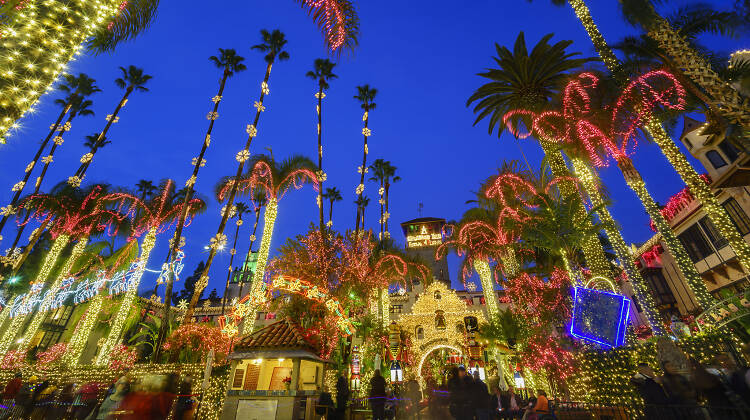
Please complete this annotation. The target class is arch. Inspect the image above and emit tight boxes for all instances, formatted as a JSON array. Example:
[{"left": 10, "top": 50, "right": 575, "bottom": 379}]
[
  {"left": 220, "top": 275, "right": 354, "bottom": 337},
  {"left": 584, "top": 276, "right": 617, "bottom": 293},
  {"left": 416, "top": 344, "right": 464, "bottom": 387}
]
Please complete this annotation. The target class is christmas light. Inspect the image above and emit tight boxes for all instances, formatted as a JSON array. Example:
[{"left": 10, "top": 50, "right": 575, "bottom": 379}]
[
  {"left": 0, "top": 0, "right": 123, "bottom": 142},
  {"left": 244, "top": 197, "right": 278, "bottom": 330}
]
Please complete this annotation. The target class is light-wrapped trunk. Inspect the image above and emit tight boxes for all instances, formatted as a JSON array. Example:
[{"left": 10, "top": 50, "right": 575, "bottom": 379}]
[{"left": 94, "top": 229, "right": 158, "bottom": 366}]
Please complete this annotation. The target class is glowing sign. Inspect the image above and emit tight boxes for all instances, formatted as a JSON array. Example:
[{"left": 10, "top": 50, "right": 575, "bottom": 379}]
[
  {"left": 406, "top": 225, "right": 443, "bottom": 248},
  {"left": 569, "top": 286, "right": 630, "bottom": 348}
]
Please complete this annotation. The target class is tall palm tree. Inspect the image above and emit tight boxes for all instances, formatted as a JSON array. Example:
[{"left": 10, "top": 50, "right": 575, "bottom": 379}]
[
  {"left": 306, "top": 58, "right": 338, "bottom": 235},
  {"left": 532, "top": 0, "right": 750, "bottom": 286},
  {"left": 466, "top": 32, "right": 612, "bottom": 278},
  {"left": 369, "top": 159, "right": 388, "bottom": 239},
  {"left": 72, "top": 65, "right": 152, "bottom": 182},
  {"left": 135, "top": 180, "right": 158, "bottom": 202},
  {"left": 87, "top": 0, "right": 161, "bottom": 54},
  {"left": 0, "top": 184, "right": 127, "bottom": 355},
  {"left": 0, "top": 74, "right": 99, "bottom": 242},
  {"left": 354, "top": 195, "right": 370, "bottom": 231},
  {"left": 322, "top": 187, "right": 342, "bottom": 224},
  {"left": 90, "top": 180, "right": 205, "bottom": 366},
  {"left": 353, "top": 85, "right": 377, "bottom": 239},
  {"left": 197, "top": 154, "right": 318, "bottom": 326},
  {"left": 382, "top": 161, "right": 400, "bottom": 235},
  {"left": 162, "top": 31, "right": 290, "bottom": 344},
  {"left": 237, "top": 190, "right": 268, "bottom": 301},
  {"left": 618, "top": 0, "right": 748, "bottom": 130},
  {"left": 220, "top": 201, "right": 250, "bottom": 316},
  {"left": 155, "top": 49, "right": 246, "bottom": 339}
]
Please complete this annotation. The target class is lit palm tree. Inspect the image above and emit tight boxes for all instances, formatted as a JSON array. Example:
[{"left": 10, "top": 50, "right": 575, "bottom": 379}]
[
  {"left": 220, "top": 201, "right": 250, "bottom": 316},
  {"left": 306, "top": 58, "right": 338, "bottom": 235},
  {"left": 354, "top": 195, "right": 371, "bottom": 231},
  {"left": 135, "top": 180, "right": 158, "bottom": 202},
  {"left": 207, "top": 154, "right": 318, "bottom": 326},
  {"left": 0, "top": 184, "right": 127, "bottom": 355},
  {"left": 156, "top": 48, "right": 247, "bottom": 344},
  {"left": 165, "top": 30, "right": 291, "bottom": 338},
  {"left": 89, "top": 179, "right": 205, "bottom": 366},
  {"left": 618, "top": 0, "right": 748, "bottom": 130},
  {"left": 369, "top": 159, "right": 388, "bottom": 240},
  {"left": 530, "top": 0, "right": 750, "bottom": 283},
  {"left": 353, "top": 85, "right": 377, "bottom": 239},
  {"left": 72, "top": 65, "right": 152, "bottom": 182},
  {"left": 0, "top": 74, "right": 99, "bottom": 243},
  {"left": 237, "top": 190, "right": 268, "bottom": 301},
  {"left": 87, "top": 0, "right": 161, "bottom": 53},
  {"left": 382, "top": 161, "right": 400, "bottom": 235},
  {"left": 466, "top": 32, "right": 612, "bottom": 278},
  {"left": 322, "top": 187, "right": 342, "bottom": 224}
]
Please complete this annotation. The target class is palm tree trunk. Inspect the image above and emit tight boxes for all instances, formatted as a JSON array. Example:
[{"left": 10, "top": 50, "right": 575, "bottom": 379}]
[
  {"left": 567, "top": 0, "right": 750, "bottom": 277},
  {"left": 0, "top": 234, "right": 70, "bottom": 355},
  {"left": 63, "top": 291, "right": 105, "bottom": 366},
  {"left": 474, "top": 259, "right": 499, "bottom": 316},
  {"left": 18, "top": 236, "right": 87, "bottom": 353},
  {"left": 156, "top": 69, "right": 234, "bottom": 359},
  {"left": 9, "top": 223, "right": 48, "bottom": 275},
  {"left": 354, "top": 109, "right": 370, "bottom": 238},
  {"left": 646, "top": 19, "right": 749, "bottom": 129},
  {"left": 617, "top": 157, "right": 714, "bottom": 310},
  {"left": 94, "top": 229, "right": 158, "bottom": 366},
  {"left": 181, "top": 62, "right": 274, "bottom": 325},
  {"left": 379, "top": 180, "right": 384, "bottom": 239},
  {"left": 232, "top": 198, "right": 278, "bottom": 333},
  {"left": 0, "top": 103, "right": 72, "bottom": 240},
  {"left": 384, "top": 181, "right": 390, "bottom": 235},
  {"left": 571, "top": 158, "right": 664, "bottom": 334},
  {"left": 542, "top": 144, "right": 611, "bottom": 278},
  {"left": 6, "top": 112, "right": 77, "bottom": 257},
  {"left": 316, "top": 84, "right": 326, "bottom": 235},
  {"left": 74, "top": 88, "right": 133, "bottom": 179},
  {"left": 328, "top": 199, "right": 334, "bottom": 223},
  {"left": 221, "top": 215, "right": 243, "bottom": 316}
]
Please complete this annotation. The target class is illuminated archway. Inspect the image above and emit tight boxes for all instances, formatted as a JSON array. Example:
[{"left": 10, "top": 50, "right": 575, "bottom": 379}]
[
  {"left": 585, "top": 275, "right": 617, "bottom": 293},
  {"left": 416, "top": 343, "right": 464, "bottom": 388},
  {"left": 219, "top": 275, "right": 354, "bottom": 337}
]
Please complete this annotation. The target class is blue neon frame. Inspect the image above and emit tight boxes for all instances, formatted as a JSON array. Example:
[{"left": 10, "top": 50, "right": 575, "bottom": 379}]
[{"left": 569, "top": 286, "right": 630, "bottom": 348}]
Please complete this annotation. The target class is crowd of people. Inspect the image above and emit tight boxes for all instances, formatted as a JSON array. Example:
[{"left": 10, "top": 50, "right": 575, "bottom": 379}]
[
  {"left": 630, "top": 353, "right": 750, "bottom": 418},
  {"left": 0, "top": 371, "right": 198, "bottom": 419}
]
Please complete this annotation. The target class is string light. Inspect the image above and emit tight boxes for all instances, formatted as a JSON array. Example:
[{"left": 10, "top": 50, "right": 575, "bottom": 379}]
[
  {"left": 0, "top": 0, "right": 123, "bottom": 142},
  {"left": 244, "top": 198, "right": 278, "bottom": 330}
]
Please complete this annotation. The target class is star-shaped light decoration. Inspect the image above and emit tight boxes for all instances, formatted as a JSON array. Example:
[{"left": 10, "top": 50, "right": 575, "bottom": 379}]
[
  {"left": 246, "top": 124, "right": 257, "bottom": 137},
  {"left": 355, "top": 184, "right": 364, "bottom": 195},
  {"left": 249, "top": 234, "right": 256, "bottom": 242},
  {"left": 316, "top": 170, "right": 327, "bottom": 182},
  {"left": 177, "top": 299, "right": 188, "bottom": 310},
  {"left": 11, "top": 181, "right": 25, "bottom": 192},
  {"left": 61, "top": 122, "right": 72, "bottom": 131},
  {"left": 326, "top": 220, "right": 333, "bottom": 227},
  {"left": 202, "top": 300, "right": 211, "bottom": 310},
  {"left": 362, "top": 127, "right": 371, "bottom": 137},
  {"left": 261, "top": 82, "right": 270, "bottom": 95},
  {"left": 53, "top": 136, "right": 64, "bottom": 145},
  {"left": 236, "top": 149, "right": 250, "bottom": 163},
  {"left": 211, "top": 95, "right": 222, "bottom": 103},
  {"left": 24, "top": 161, "right": 34, "bottom": 173},
  {"left": 79, "top": 153, "right": 93, "bottom": 164},
  {"left": 185, "top": 175, "right": 196, "bottom": 187},
  {"left": 41, "top": 155, "right": 53, "bottom": 164},
  {"left": 315, "top": 92, "right": 326, "bottom": 99},
  {"left": 236, "top": 219, "right": 243, "bottom": 227},
  {"left": 206, "top": 112, "right": 219, "bottom": 120},
  {"left": 253, "top": 101, "right": 265, "bottom": 112},
  {"left": 105, "top": 114, "right": 119, "bottom": 123},
  {"left": 191, "top": 157, "right": 206, "bottom": 167},
  {"left": 67, "top": 176, "right": 82, "bottom": 188},
  {"left": 466, "top": 282, "right": 477, "bottom": 292},
  {"left": 209, "top": 233, "right": 228, "bottom": 250}
]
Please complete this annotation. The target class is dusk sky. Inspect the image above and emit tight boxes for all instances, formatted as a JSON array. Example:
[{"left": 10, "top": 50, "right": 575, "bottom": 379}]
[{"left": 0, "top": 0, "right": 745, "bottom": 296}]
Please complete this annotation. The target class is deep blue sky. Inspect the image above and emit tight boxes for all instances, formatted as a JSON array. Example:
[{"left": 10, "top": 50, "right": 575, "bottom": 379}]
[{"left": 0, "top": 0, "right": 745, "bottom": 296}]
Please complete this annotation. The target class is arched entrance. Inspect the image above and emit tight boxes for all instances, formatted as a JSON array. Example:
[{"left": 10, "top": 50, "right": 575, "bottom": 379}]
[{"left": 416, "top": 343, "right": 463, "bottom": 386}]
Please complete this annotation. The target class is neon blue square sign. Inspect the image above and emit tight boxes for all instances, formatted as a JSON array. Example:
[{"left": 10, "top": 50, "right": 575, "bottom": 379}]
[{"left": 569, "top": 286, "right": 630, "bottom": 348}]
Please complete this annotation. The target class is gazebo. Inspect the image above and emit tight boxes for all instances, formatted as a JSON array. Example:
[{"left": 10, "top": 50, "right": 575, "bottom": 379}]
[{"left": 221, "top": 318, "right": 329, "bottom": 420}]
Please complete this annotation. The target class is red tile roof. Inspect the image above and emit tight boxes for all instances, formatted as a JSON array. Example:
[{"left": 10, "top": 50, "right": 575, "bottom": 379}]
[{"left": 234, "top": 318, "right": 316, "bottom": 351}]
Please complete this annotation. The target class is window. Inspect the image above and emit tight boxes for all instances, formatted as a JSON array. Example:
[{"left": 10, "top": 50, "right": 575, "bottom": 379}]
[
  {"left": 706, "top": 150, "right": 727, "bottom": 169},
  {"left": 38, "top": 306, "right": 73, "bottom": 351},
  {"left": 389, "top": 305, "right": 402, "bottom": 314},
  {"left": 678, "top": 224, "right": 713, "bottom": 262},
  {"left": 642, "top": 269, "right": 677, "bottom": 307},
  {"left": 723, "top": 198, "right": 750, "bottom": 235},
  {"left": 698, "top": 217, "right": 728, "bottom": 250},
  {"left": 416, "top": 326, "right": 424, "bottom": 340},
  {"left": 434, "top": 291, "right": 441, "bottom": 300},
  {"left": 435, "top": 310, "right": 446, "bottom": 330},
  {"left": 718, "top": 140, "right": 740, "bottom": 163}
]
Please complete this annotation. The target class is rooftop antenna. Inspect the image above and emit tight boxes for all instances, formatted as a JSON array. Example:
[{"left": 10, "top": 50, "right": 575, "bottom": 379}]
[{"left": 418, "top": 202, "right": 423, "bottom": 217}]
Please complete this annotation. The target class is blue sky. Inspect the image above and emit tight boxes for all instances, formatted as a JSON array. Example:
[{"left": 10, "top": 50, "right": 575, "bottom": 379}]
[{"left": 0, "top": 0, "right": 746, "bottom": 296}]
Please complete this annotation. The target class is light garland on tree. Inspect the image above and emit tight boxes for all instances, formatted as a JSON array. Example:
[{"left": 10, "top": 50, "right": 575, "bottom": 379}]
[{"left": 0, "top": 0, "right": 123, "bottom": 142}]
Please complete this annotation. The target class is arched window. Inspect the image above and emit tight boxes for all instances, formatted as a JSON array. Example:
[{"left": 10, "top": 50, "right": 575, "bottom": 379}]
[
  {"left": 706, "top": 150, "right": 727, "bottom": 169},
  {"left": 435, "top": 310, "right": 446, "bottom": 330},
  {"left": 434, "top": 290, "right": 441, "bottom": 300},
  {"left": 416, "top": 326, "right": 424, "bottom": 340}
]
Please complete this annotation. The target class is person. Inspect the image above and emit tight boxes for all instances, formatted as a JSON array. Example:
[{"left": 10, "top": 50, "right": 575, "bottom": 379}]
[
  {"left": 91, "top": 376, "right": 129, "bottom": 420},
  {"left": 503, "top": 386, "right": 521, "bottom": 419},
  {"left": 335, "top": 374, "right": 349, "bottom": 420},
  {"left": 526, "top": 389, "right": 548, "bottom": 420},
  {"left": 660, "top": 360, "right": 697, "bottom": 406},
  {"left": 316, "top": 389, "right": 335, "bottom": 418},
  {"left": 471, "top": 371, "right": 491, "bottom": 420},
  {"left": 16, "top": 375, "right": 37, "bottom": 419},
  {"left": 404, "top": 379, "right": 422, "bottom": 419},
  {"left": 1, "top": 373, "right": 22, "bottom": 415},
  {"left": 74, "top": 381, "right": 101, "bottom": 420},
  {"left": 370, "top": 369, "right": 387, "bottom": 420},
  {"left": 630, "top": 363, "right": 669, "bottom": 417},
  {"left": 490, "top": 386, "right": 505, "bottom": 419},
  {"left": 48, "top": 382, "right": 75, "bottom": 420},
  {"left": 174, "top": 376, "right": 196, "bottom": 420},
  {"left": 448, "top": 366, "right": 473, "bottom": 420}
]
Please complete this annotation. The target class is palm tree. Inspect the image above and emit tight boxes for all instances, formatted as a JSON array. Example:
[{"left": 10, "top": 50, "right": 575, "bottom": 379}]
[
  {"left": 205, "top": 154, "right": 318, "bottom": 326},
  {"left": 353, "top": 85, "right": 377, "bottom": 239},
  {"left": 0, "top": 74, "right": 99, "bottom": 242},
  {"left": 618, "top": 0, "right": 748, "bottom": 130},
  {"left": 354, "top": 195, "right": 371, "bottom": 231},
  {"left": 466, "top": 32, "right": 612, "bottom": 278},
  {"left": 322, "top": 187, "right": 342, "bottom": 224},
  {"left": 90, "top": 179, "right": 205, "bottom": 366},
  {"left": 0, "top": 184, "right": 128, "bottom": 355},
  {"left": 532, "top": 0, "right": 750, "bottom": 284},
  {"left": 72, "top": 65, "right": 152, "bottom": 182},
  {"left": 382, "top": 161, "right": 400, "bottom": 236},
  {"left": 87, "top": 0, "right": 161, "bottom": 54},
  {"left": 306, "top": 58, "right": 338, "bottom": 235},
  {"left": 369, "top": 159, "right": 388, "bottom": 240},
  {"left": 163, "top": 31, "right": 290, "bottom": 340},
  {"left": 135, "top": 180, "right": 158, "bottom": 202},
  {"left": 550, "top": 71, "right": 715, "bottom": 311},
  {"left": 155, "top": 49, "right": 246, "bottom": 340},
  {"left": 220, "top": 201, "right": 250, "bottom": 316},
  {"left": 237, "top": 190, "right": 268, "bottom": 301}
]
